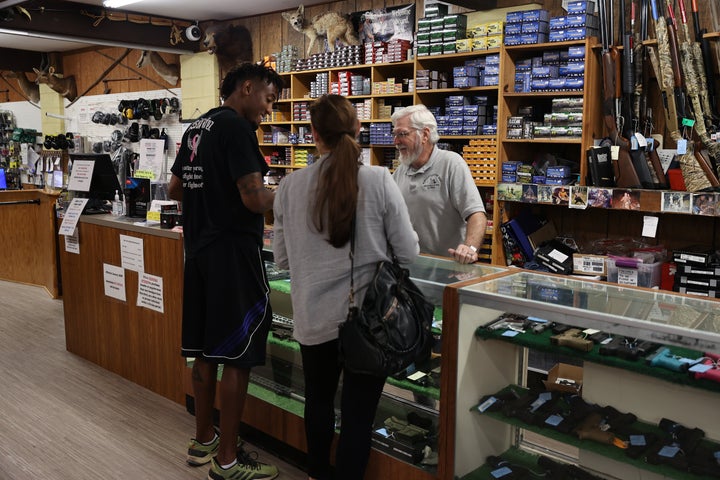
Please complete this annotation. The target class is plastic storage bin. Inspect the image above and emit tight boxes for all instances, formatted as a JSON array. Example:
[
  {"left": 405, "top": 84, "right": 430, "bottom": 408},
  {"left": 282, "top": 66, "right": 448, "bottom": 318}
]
[{"left": 606, "top": 257, "right": 663, "bottom": 288}]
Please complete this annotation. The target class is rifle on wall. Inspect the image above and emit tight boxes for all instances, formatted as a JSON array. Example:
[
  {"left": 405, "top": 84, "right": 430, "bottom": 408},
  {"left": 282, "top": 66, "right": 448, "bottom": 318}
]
[
  {"left": 648, "top": 0, "right": 712, "bottom": 191},
  {"left": 690, "top": 0, "right": 719, "bottom": 121},
  {"left": 598, "top": 0, "right": 642, "bottom": 188},
  {"left": 675, "top": 0, "right": 720, "bottom": 187}
]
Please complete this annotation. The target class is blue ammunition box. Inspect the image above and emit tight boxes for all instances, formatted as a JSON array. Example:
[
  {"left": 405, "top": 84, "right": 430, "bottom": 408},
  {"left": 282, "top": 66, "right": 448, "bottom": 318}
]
[
  {"left": 506, "top": 11, "right": 524, "bottom": 23},
  {"left": 566, "top": 27, "right": 595, "bottom": 40},
  {"left": 565, "top": 77, "right": 584, "bottom": 90},
  {"left": 515, "top": 71, "right": 531, "bottom": 83},
  {"left": 482, "top": 124, "right": 497, "bottom": 135},
  {"left": 522, "top": 9, "right": 550, "bottom": 22},
  {"left": 482, "top": 75, "right": 499, "bottom": 86},
  {"left": 453, "top": 65, "right": 479, "bottom": 77},
  {"left": 545, "top": 176, "right": 572, "bottom": 185},
  {"left": 462, "top": 105, "right": 479, "bottom": 115},
  {"left": 485, "top": 64, "right": 500, "bottom": 75},
  {"left": 502, "top": 161, "right": 521, "bottom": 173},
  {"left": 447, "top": 126, "right": 464, "bottom": 136},
  {"left": 521, "top": 33, "right": 548, "bottom": 44},
  {"left": 502, "top": 173, "right": 518, "bottom": 183},
  {"left": 447, "top": 116, "right": 464, "bottom": 126},
  {"left": 485, "top": 53, "right": 501, "bottom": 65},
  {"left": 446, "top": 105, "right": 465, "bottom": 116},
  {"left": 550, "top": 16, "right": 567, "bottom": 30},
  {"left": 560, "top": 61, "right": 585, "bottom": 76},
  {"left": 516, "top": 58, "right": 533, "bottom": 70},
  {"left": 549, "top": 29, "right": 567, "bottom": 42},
  {"left": 567, "top": 1, "right": 595, "bottom": 14},
  {"left": 532, "top": 65, "right": 559, "bottom": 78},
  {"left": 560, "top": 50, "right": 570, "bottom": 62},
  {"left": 473, "top": 95, "right": 489, "bottom": 105},
  {"left": 463, "top": 115, "right": 479, "bottom": 125},
  {"left": 568, "top": 45, "right": 586, "bottom": 60},
  {"left": 522, "top": 21, "right": 549, "bottom": 34},
  {"left": 504, "top": 35, "right": 522, "bottom": 46},
  {"left": 566, "top": 14, "right": 599, "bottom": 28},
  {"left": 435, "top": 115, "right": 449, "bottom": 126},
  {"left": 532, "top": 175, "right": 546, "bottom": 184},
  {"left": 505, "top": 23, "right": 522, "bottom": 35},
  {"left": 548, "top": 78, "right": 566, "bottom": 90},
  {"left": 531, "top": 78, "right": 550, "bottom": 91},
  {"left": 446, "top": 95, "right": 467, "bottom": 106},
  {"left": 465, "top": 58, "right": 485, "bottom": 67},
  {"left": 531, "top": 56, "right": 544, "bottom": 67},
  {"left": 462, "top": 125, "right": 478, "bottom": 135},
  {"left": 547, "top": 165, "right": 571, "bottom": 177},
  {"left": 542, "top": 50, "right": 561, "bottom": 64}
]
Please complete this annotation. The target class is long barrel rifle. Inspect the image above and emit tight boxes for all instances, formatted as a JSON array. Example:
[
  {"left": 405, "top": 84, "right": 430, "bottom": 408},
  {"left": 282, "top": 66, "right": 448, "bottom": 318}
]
[
  {"left": 691, "top": 0, "right": 719, "bottom": 122},
  {"left": 675, "top": 0, "right": 720, "bottom": 187},
  {"left": 598, "top": 0, "right": 642, "bottom": 188}
]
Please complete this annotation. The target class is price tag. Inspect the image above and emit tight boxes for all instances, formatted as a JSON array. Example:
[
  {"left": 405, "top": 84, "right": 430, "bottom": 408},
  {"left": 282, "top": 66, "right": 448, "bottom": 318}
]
[
  {"left": 610, "top": 145, "right": 620, "bottom": 160},
  {"left": 502, "top": 330, "right": 520, "bottom": 337},
  {"left": 659, "top": 445, "right": 680, "bottom": 458},
  {"left": 491, "top": 467, "right": 512, "bottom": 478},
  {"left": 681, "top": 118, "right": 695, "bottom": 127},
  {"left": 689, "top": 363, "right": 713, "bottom": 373},
  {"left": 477, "top": 396, "right": 498, "bottom": 413},
  {"left": 635, "top": 132, "right": 648, "bottom": 148},
  {"left": 630, "top": 135, "right": 639, "bottom": 150},
  {"left": 677, "top": 139, "right": 687, "bottom": 154},
  {"left": 545, "top": 414, "right": 564, "bottom": 426},
  {"left": 629, "top": 435, "right": 647, "bottom": 446}
]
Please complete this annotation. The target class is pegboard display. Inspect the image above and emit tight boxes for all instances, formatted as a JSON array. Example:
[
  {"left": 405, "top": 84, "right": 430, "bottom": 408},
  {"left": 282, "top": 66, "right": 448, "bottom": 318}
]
[{"left": 64, "top": 88, "right": 184, "bottom": 181}]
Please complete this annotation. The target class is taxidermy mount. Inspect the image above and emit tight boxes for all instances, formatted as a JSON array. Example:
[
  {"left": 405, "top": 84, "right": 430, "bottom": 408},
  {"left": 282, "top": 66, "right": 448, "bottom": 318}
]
[{"left": 282, "top": 4, "right": 359, "bottom": 56}]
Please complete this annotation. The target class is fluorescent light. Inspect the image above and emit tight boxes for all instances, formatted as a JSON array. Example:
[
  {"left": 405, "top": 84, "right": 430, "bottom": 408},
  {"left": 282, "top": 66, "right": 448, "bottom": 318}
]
[
  {"left": 103, "top": 0, "right": 144, "bottom": 8},
  {"left": 0, "top": 28, "right": 28, "bottom": 36}
]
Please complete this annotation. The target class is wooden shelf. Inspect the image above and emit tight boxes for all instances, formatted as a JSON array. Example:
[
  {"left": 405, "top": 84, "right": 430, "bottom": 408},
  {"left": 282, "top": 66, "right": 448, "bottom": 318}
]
[
  {"left": 416, "top": 86, "right": 499, "bottom": 94},
  {"left": 502, "top": 137, "right": 583, "bottom": 144}
]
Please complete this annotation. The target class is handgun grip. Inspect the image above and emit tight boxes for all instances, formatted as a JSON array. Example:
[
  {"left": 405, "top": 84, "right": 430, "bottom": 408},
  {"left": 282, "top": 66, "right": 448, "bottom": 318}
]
[{"left": 615, "top": 148, "right": 642, "bottom": 188}]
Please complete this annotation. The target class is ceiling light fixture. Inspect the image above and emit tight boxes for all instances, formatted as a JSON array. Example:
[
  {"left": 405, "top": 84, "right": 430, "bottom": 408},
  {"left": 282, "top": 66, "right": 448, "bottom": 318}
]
[{"left": 103, "top": 0, "right": 145, "bottom": 8}]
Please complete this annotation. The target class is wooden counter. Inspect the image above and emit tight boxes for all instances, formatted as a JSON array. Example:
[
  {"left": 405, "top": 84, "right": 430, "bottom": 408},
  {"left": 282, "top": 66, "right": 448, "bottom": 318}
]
[
  {"left": 58, "top": 216, "right": 185, "bottom": 404},
  {"left": 0, "top": 189, "right": 61, "bottom": 298}
]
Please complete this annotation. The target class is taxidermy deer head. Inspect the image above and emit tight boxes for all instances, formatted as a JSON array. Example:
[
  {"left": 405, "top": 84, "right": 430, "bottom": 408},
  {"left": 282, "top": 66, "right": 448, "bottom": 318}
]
[
  {"left": 33, "top": 66, "right": 77, "bottom": 102},
  {"left": 137, "top": 50, "right": 180, "bottom": 86},
  {"left": 7, "top": 71, "right": 39, "bottom": 104},
  {"left": 281, "top": 4, "right": 359, "bottom": 56}
]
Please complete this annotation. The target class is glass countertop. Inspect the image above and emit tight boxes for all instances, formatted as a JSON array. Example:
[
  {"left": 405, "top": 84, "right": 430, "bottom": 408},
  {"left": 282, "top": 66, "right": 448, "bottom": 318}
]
[{"left": 460, "top": 271, "right": 720, "bottom": 354}]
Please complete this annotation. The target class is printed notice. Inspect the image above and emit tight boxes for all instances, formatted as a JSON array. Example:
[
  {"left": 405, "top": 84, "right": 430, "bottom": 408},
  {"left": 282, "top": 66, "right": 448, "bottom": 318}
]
[
  {"left": 120, "top": 234, "right": 144, "bottom": 272},
  {"left": 67, "top": 159, "right": 94, "bottom": 192},
  {"left": 137, "top": 139, "right": 166, "bottom": 181},
  {"left": 58, "top": 198, "right": 89, "bottom": 236},
  {"left": 64, "top": 228, "right": 80, "bottom": 254},
  {"left": 137, "top": 272, "right": 164, "bottom": 313},
  {"left": 103, "top": 263, "right": 126, "bottom": 301}
]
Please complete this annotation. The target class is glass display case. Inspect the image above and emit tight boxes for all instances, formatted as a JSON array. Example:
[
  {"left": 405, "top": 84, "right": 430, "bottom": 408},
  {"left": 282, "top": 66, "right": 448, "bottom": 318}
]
[
  {"left": 449, "top": 271, "right": 720, "bottom": 480},
  {"left": 259, "top": 254, "right": 505, "bottom": 476}
]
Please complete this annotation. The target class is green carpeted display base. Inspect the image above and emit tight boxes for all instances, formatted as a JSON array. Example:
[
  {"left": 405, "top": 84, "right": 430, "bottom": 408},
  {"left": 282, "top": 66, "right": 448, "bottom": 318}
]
[
  {"left": 269, "top": 279, "right": 291, "bottom": 295},
  {"left": 471, "top": 385, "right": 719, "bottom": 480},
  {"left": 475, "top": 325, "right": 720, "bottom": 394},
  {"left": 247, "top": 382, "right": 305, "bottom": 417},
  {"left": 458, "top": 447, "right": 552, "bottom": 479}
]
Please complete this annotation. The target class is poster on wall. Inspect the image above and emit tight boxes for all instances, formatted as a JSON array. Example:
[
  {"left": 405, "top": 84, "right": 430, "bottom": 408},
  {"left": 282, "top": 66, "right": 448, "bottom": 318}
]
[{"left": 356, "top": 4, "right": 415, "bottom": 44}]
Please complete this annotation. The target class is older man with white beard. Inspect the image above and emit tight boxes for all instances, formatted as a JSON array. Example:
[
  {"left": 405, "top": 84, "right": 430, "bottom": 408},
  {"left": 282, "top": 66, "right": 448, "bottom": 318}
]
[{"left": 391, "top": 104, "right": 487, "bottom": 264}]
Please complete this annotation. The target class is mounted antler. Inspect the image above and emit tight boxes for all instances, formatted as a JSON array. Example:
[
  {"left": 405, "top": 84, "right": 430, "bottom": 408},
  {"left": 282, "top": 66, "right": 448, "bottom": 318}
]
[
  {"left": 33, "top": 66, "right": 77, "bottom": 102},
  {"left": 137, "top": 50, "right": 180, "bottom": 86},
  {"left": 6, "top": 71, "right": 39, "bottom": 103}
]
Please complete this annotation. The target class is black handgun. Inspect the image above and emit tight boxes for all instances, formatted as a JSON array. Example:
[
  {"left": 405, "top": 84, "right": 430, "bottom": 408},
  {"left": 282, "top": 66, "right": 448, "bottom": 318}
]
[
  {"left": 599, "top": 336, "right": 660, "bottom": 361},
  {"left": 537, "top": 455, "right": 606, "bottom": 480}
]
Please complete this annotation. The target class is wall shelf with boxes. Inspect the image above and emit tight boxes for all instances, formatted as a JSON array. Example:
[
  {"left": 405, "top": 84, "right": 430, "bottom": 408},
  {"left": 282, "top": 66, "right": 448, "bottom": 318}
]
[{"left": 442, "top": 270, "right": 720, "bottom": 480}]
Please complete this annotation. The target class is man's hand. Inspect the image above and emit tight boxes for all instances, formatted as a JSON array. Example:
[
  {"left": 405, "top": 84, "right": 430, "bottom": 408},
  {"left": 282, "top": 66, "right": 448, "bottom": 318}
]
[{"left": 448, "top": 244, "right": 478, "bottom": 264}]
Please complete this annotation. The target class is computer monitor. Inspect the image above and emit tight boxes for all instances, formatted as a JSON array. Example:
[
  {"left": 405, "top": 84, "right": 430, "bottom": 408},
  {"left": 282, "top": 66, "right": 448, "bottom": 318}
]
[{"left": 69, "top": 153, "right": 122, "bottom": 213}]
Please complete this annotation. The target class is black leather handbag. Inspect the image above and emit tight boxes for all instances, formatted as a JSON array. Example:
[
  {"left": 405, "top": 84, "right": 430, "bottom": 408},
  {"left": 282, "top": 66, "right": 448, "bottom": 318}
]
[{"left": 339, "top": 222, "right": 434, "bottom": 377}]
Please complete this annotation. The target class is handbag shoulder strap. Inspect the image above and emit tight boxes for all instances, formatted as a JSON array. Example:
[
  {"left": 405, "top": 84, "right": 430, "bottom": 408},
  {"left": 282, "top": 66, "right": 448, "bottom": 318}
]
[{"left": 349, "top": 215, "right": 356, "bottom": 307}]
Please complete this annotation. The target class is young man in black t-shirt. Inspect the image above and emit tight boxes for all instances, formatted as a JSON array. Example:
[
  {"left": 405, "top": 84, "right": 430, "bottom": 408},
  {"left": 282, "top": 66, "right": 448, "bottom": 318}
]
[{"left": 169, "top": 63, "right": 282, "bottom": 480}]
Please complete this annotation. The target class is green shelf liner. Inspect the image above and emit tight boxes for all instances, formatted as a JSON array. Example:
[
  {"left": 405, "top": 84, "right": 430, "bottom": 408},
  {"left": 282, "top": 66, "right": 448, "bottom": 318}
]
[
  {"left": 475, "top": 326, "right": 720, "bottom": 394},
  {"left": 269, "top": 279, "right": 291, "bottom": 295},
  {"left": 247, "top": 382, "right": 305, "bottom": 417},
  {"left": 458, "top": 447, "right": 551, "bottom": 480},
  {"left": 470, "top": 385, "right": 719, "bottom": 480}
]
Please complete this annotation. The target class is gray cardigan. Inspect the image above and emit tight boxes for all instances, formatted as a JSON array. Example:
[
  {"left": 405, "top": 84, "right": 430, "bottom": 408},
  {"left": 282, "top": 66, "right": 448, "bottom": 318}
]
[{"left": 273, "top": 157, "right": 419, "bottom": 346}]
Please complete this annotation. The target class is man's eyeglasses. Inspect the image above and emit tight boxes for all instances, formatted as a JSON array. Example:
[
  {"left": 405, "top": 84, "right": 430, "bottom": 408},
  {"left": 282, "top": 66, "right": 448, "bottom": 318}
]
[{"left": 392, "top": 129, "right": 417, "bottom": 139}]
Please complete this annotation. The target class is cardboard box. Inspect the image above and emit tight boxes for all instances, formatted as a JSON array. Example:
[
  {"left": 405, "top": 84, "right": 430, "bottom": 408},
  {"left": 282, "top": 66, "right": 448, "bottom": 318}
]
[
  {"left": 543, "top": 363, "right": 583, "bottom": 394},
  {"left": 573, "top": 253, "right": 608, "bottom": 276}
]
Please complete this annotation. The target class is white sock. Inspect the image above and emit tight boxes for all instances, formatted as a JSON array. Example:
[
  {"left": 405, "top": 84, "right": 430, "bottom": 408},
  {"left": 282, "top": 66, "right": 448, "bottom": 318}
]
[{"left": 221, "top": 459, "right": 238, "bottom": 470}]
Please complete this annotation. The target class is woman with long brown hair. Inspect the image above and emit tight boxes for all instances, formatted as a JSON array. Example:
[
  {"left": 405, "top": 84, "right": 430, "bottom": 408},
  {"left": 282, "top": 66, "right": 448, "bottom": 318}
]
[{"left": 273, "top": 94, "right": 418, "bottom": 480}]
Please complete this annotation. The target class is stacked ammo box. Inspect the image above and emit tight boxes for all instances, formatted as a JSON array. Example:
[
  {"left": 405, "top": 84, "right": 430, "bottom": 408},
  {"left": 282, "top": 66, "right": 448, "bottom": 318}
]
[{"left": 672, "top": 247, "right": 720, "bottom": 298}]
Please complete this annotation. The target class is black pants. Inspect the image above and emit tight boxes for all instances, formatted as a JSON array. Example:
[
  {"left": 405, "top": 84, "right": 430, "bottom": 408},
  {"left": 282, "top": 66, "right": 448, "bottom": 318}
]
[{"left": 300, "top": 339, "right": 386, "bottom": 480}]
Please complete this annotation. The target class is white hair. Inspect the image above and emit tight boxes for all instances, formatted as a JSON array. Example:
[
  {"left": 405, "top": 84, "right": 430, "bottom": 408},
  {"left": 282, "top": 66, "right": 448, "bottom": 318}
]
[{"left": 391, "top": 104, "right": 439, "bottom": 144}]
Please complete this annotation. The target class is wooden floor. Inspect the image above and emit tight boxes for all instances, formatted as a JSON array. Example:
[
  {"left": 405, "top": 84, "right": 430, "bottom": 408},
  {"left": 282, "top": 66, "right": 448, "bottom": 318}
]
[{"left": 0, "top": 279, "right": 307, "bottom": 480}]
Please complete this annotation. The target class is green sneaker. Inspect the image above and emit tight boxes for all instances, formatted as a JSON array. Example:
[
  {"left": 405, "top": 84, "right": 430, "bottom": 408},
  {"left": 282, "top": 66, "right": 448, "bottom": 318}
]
[
  {"left": 187, "top": 431, "right": 219, "bottom": 466},
  {"left": 207, "top": 454, "right": 279, "bottom": 480}
]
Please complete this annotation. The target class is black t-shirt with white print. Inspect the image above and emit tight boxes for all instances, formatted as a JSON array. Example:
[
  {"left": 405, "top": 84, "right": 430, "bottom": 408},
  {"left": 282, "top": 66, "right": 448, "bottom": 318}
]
[{"left": 171, "top": 106, "right": 269, "bottom": 257}]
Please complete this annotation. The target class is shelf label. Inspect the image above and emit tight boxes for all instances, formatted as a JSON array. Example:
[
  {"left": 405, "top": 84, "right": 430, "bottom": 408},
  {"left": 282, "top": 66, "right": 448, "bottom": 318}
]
[{"left": 491, "top": 467, "right": 513, "bottom": 478}]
